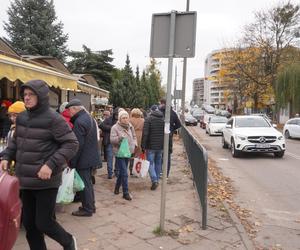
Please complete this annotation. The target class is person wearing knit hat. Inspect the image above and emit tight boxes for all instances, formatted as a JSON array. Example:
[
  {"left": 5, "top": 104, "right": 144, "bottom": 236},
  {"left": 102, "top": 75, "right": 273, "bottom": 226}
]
[
  {"left": 8, "top": 101, "right": 26, "bottom": 114},
  {"left": 0, "top": 101, "right": 26, "bottom": 156},
  {"left": 118, "top": 110, "right": 129, "bottom": 122},
  {"left": 110, "top": 109, "right": 137, "bottom": 201}
]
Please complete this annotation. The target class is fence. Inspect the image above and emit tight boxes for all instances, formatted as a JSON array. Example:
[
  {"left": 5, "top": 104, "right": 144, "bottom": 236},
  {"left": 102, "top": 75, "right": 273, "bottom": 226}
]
[{"left": 180, "top": 125, "right": 208, "bottom": 229}]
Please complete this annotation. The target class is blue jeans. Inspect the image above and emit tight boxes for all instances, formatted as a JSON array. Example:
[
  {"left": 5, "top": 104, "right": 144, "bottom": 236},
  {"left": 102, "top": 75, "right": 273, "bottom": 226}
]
[
  {"left": 147, "top": 150, "right": 163, "bottom": 183},
  {"left": 106, "top": 144, "right": 113, "bottom": 177},
  {"left": 115, "top": 157, "right": 129, "bottom": 194}
]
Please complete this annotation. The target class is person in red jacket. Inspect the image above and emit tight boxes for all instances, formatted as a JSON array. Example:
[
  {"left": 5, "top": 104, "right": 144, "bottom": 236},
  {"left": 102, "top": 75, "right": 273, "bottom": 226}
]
[{"left": 59, "top": 102, "right": 73, "bottom": 128}]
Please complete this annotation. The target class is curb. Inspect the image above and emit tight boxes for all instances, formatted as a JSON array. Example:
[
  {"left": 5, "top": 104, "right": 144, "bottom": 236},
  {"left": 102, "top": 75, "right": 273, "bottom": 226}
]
[{"left": 208, "top": 172, "right": 255, "bottom": 250}]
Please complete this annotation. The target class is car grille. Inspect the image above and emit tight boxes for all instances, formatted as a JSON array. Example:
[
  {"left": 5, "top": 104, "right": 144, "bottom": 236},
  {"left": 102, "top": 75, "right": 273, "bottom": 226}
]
[
  {"left": 247, "top": 136, "right": 277, "bottom": 143},
  {"left": 242, "top": 145, "right": 282, "bottom": 152}
]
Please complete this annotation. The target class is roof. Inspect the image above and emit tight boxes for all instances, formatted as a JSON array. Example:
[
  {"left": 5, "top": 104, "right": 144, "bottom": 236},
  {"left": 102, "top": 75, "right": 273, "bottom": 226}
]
[
  {"left": 22, "top": 55, "right": 70, "bottom": 74},
  {"left": 0, "top": 37, "right": 20, "bottom": 57}
]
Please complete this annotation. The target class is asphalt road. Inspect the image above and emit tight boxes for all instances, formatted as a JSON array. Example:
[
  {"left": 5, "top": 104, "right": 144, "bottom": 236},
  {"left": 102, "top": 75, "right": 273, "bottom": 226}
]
[{"left": 188, "top": 125, "right": 300, "bottom": 250}]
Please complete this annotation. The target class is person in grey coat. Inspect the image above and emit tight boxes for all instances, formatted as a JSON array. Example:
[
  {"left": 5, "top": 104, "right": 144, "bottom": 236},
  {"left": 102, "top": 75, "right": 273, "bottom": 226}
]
[
  {"left": 0, "top": 79, "right": 79, "bottom": 250},
  {"left": 66, "top": 99, "right": 101, "bottom": 216}
]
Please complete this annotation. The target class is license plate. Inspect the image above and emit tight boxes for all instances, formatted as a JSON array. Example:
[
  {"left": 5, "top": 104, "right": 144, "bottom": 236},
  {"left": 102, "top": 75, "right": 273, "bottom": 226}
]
[{"left": 256, "top": 144, "right": 270, "bottom": 148}]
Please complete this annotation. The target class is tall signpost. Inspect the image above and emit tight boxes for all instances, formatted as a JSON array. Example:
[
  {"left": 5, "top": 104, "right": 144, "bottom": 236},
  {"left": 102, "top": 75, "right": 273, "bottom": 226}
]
[
  {"left": 150, "top": 10, "right": 196, "bottom": 232},
  {"left": 181, "top": 0, "right": 190, "bottom": 121}
]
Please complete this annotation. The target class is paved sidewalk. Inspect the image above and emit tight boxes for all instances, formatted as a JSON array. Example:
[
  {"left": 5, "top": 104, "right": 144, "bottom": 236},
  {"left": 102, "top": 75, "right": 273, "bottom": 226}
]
[{"left": 14, "top": 135, "right": 251, "bottom": 250}]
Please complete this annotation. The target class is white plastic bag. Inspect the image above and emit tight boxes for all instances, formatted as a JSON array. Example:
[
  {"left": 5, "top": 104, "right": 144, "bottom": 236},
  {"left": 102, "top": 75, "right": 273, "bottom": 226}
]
[
  {"left": 56, "top": 168, "right": 75, "bottom": 204},
  {"left": 132, "top": 155, "right": 150, "bottom": 178}
]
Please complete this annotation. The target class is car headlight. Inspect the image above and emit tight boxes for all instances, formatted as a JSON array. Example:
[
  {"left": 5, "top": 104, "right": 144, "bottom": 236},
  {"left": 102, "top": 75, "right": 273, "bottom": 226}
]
[
  {"left": 235, "top": 134, "right": 247, "bottom": 140},
  {"left": 278, "top": 136, "right": 283, "bottom": 140}
]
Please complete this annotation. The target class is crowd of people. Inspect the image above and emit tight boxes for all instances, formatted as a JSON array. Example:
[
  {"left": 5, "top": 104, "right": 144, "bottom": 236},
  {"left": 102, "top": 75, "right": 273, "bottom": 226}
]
[{"left": 0, "top": 79, "right": 181, "bottom": 250}]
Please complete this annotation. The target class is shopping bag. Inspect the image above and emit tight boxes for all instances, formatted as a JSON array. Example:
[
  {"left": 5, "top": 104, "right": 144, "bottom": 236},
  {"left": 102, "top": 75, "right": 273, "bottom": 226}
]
[
  {"left": 132, "top": 154, "right": 150, "bottom": 178},
  {"left": 116, "top": 138, "right": 131, "bottom": 158},
  {"left": 73, "top": 170, "right": 85, "bottom": 192},
  {"left": 56, "top": 168, "right": 75, "bottom": 204}
]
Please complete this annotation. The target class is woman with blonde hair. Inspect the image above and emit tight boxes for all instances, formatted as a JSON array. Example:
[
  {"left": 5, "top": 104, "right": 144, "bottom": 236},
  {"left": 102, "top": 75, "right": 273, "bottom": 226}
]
[{"left": 129, "top": 108, "right": 144, "bottom": 175}]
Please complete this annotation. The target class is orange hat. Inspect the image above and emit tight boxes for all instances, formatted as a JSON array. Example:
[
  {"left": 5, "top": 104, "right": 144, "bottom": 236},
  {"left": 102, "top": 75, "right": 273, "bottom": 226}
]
[{"left": 8, "top": 101, "right": 26, "bottom": 114}]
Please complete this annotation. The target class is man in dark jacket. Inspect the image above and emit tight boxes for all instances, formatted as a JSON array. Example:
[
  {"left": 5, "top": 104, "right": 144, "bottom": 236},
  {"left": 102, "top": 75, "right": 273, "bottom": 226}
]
[
  {"left": 159, "top": 99, "right": 182, "bottom": 177},
  {"left": 66, "top": 99, "right": 101, "bottom": 217},
  {"left": 0, "top": 79, "right": 79, "bottom": 250},
  {"left": 99, "top": 108, "right": 119, "bottom": 179},
  {"left": 141, "top": 105, "right": 164, "bottom": 190}
]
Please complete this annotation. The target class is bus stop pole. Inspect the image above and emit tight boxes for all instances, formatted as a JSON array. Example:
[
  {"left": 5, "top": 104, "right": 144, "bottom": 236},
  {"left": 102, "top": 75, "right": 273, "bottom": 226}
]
[
  {"left": 180, "top": 0, "right": 190, "bottom": 122},
  {"left": 160, "top": 10, "right": 176, "bottom": 232}
]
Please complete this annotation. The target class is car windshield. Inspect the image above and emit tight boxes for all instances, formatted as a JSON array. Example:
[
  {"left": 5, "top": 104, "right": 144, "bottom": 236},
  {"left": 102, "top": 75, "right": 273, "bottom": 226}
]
[
  {"left": 185, "top": 114, "right": 195, "bottom": 119},
  {"left": 192, "top": 109, "right": 203, "bottom": 115},
  {"left": 235, "top": 117, "right": 271, "bottom": 128},
  {"left": 210, "top": 116, "right": 228, "bottom": 123}
]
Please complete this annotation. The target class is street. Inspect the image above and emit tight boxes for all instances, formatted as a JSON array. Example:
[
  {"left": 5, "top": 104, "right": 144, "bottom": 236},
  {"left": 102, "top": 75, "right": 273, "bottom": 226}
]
[{"left": 188, "top": 125, "right": 300, "bottom": 250}]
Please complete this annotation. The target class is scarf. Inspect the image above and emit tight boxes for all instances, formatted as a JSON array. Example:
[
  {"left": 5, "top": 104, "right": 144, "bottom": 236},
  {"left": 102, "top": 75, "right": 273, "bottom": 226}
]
[{"left": 118, "top": 121, "right": 129, "bottom": 130}]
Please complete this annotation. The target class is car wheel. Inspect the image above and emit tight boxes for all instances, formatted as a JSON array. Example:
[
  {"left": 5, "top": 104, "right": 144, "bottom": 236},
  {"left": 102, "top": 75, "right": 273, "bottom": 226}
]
[
  {"left": 284, "top": 130, "right": 290, "bottom": 139},
  {"left": 205, "top": 129, "right": 208, "bottom": 134},
  {"left": 231, "top": 139, "right": 240, "bottom": 157},
  {"left": 222, "top": 136, "right": 228, "bottom": 149},
  {"left": 274, "top": 151, "right": 284, "bottom": 158}
]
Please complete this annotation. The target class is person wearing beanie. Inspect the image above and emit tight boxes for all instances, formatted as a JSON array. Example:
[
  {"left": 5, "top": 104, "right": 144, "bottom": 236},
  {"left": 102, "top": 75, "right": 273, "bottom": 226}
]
[
  {"left": 110, "top": 109, "right": 137, "bottom": 201},
  {"left": 0, "top": 101, "right": 26, "bottom": 157}
]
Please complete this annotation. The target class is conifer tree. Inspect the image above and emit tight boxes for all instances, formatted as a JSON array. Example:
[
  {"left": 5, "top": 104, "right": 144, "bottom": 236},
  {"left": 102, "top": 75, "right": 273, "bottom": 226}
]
[
  {"left": 68, "top": 45, "right": 115, "bottom": 91},
  {"left": 4, "top": 0, "right": 68, "bottom": 61}
]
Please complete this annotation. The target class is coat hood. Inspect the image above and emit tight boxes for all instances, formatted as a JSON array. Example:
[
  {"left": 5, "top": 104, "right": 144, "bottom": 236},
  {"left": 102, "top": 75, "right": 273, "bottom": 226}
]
[
  {"left": 151, "top": 110, "right": 164, "bottom": 118},
  {"left": 20, "top": 79, "right": 50, "bottom": 112}
]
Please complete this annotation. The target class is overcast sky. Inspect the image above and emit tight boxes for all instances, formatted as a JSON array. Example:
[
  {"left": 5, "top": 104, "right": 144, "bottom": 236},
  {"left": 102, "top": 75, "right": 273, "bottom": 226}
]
[{"left": 0, "top": 0, "right": 297, "bottom": 100}]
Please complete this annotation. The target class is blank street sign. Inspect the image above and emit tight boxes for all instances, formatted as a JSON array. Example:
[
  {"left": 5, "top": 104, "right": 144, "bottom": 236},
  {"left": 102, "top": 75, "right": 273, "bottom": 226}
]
[{"left": 150, "top": 11, "right": 197, "bottom": 58}]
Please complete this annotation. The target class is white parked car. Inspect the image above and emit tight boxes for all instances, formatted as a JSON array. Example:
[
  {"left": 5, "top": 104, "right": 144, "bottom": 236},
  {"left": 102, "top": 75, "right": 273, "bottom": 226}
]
[
  {"left": 206, "top": 116, "right": 228, "bottom": 135},
  {"left": 283, "top": 118, "right": 300, "bottom": 139},
  {"left": 222, "top": 115, "right": 285, "bottom": 158}
]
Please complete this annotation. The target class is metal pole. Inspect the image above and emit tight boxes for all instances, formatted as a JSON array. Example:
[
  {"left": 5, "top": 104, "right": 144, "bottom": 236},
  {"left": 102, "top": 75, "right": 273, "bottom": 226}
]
[
  {"left": 180, "top": 0, "right": 190, "bottom": 122},
  {"left": 174, "top": 65, "right": 177, "bottom": 109},
  {"left": 160, "top": 10, "right": 176, "bottom": 232}
]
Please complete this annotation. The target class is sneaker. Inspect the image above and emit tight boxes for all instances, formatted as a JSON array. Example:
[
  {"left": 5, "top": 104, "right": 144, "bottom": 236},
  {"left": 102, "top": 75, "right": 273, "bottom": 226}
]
[
  {"left": 151, "top": 182, "right": 159, "bottom": 190},
  {"left": 123, "top": 193, "right": 132, "bottom": 201}
]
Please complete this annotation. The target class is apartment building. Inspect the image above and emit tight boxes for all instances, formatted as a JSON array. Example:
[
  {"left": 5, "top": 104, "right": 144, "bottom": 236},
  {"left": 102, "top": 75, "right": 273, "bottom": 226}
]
[
  {"left": 192, "top": 77, "right": 204, "bottom": 107},
  {"left": 204, "top": 49, "right": 233, "bottom": 109}
]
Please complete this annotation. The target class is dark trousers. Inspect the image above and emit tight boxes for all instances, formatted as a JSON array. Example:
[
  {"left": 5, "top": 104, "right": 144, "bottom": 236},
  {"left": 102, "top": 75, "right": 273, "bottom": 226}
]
[
  {"left": 167, "top": 133, "right": 173, "bottom": 177},
  {"left": 115, "top": 157, "right": 129, "bottom": 194},
  {"left": 77, "top": 168, "right": 95, "bottom": 214},
  {"left": 22, "top": 188, "right": 72, "bottom": 250}
]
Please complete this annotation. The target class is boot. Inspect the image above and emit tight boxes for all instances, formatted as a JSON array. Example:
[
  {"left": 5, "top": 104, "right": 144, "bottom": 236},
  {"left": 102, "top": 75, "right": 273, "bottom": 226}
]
[
  {"left": 123, "top": 193, "right": 132, "bottom": 201},
  {"left": 114, "top": 186, "right": 120, "bottom": 195}
]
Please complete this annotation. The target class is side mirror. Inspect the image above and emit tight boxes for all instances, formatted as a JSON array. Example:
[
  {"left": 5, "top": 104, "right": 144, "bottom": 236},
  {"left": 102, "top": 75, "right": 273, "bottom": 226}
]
[
  {"left": 272, "top": 124, "right": 277, "bottom": 128},
  {"left": 225, "top": 124, "right": 232, "bottom": 128}
]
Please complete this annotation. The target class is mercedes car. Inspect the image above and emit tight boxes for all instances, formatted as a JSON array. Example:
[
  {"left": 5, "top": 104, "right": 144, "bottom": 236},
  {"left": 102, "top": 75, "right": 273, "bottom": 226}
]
[{"left": 222, "top": 115, "right": 285, "bottom": 158}]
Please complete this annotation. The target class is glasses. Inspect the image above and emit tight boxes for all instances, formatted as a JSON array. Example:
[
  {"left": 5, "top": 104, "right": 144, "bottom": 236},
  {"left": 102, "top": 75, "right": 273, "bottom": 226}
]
[{"left": 23, "top": 93, "right": 37, "bottom": 98}]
